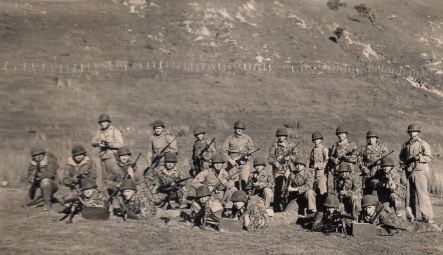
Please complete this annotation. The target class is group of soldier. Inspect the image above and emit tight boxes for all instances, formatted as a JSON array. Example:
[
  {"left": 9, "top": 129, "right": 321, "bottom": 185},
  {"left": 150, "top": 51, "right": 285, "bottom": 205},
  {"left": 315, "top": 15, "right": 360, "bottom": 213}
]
[{"left": 26, "top": 113, "right": 441, "bottom": 234}]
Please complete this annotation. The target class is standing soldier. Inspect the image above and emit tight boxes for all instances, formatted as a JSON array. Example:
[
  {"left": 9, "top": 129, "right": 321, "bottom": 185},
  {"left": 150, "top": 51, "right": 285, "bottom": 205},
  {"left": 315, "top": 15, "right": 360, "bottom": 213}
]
[
  {"left": 63, "top": 145, "right": 97, "bottom": 193},
  {"left": 399, "top": 124, "right": 434, "bottom": 223},
  {"left": 91, "top": 114, "right": 124, "bottom": 190},
  {"left": 330, "top": 127, "right": 359, "bottom": 191},
  {"left": 309, "top": 132, "right": 329, "bottom": 207},
  {"left": 371, "top": 157, "right": 407, "bottom": 217},
  {"left": 284, "top": 156, "right": 317, "bottom": 214},
  {"left": 230, "top": 190, "right": 270, "bottom": 231},
  {"left": 222, "top": 120, "right": 257, "bottom": 191},
  {"left": 27, "top": 146, "right": 59, "bottom": 210},
  {"left": 334, "top": 162, "right": 361, "bottom": 219},
  {"left": 146, "top": 120, "right": 177, "bottom": 173},
  {"left": 247, "top": 157, "right": 274, "bottom": 209},
  {"left": 359, "top": 130, "right": 389, "bottom": 194},
  {"left": 148, "top": 153, "right": 189, "bottom": 209},
  {"left": 112, "top": 179, "right": 157, "bottom": 220},
  {"left": 192, "top": 153, "right": 237, "bottom": 209},
  {"left": 191, "top": 126, "right": 216, "bottom": 178},
  {"left": 268, "top": 127, "right": 299, "bottom": 212}
]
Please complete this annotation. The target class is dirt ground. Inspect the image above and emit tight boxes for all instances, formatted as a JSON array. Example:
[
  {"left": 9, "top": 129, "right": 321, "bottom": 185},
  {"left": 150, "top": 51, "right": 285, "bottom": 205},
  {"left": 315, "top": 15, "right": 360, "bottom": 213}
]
[{"left": 1, "top": 0, "right": 443, "bottom": 254}]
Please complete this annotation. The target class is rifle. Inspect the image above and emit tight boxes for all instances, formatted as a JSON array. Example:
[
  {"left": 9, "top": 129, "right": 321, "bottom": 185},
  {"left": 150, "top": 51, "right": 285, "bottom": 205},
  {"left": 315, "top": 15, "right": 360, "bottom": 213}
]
[
  {"left": 283, "top": 175, "right": 293, "bottom": 206},
  {"left": 366, "top": 150, "right": 395, "bottom": 169},
  {"left": 28, "top": 162, "right": 41, "bottom": 201},
  {"left": 334, "top": 147, "right": 359, "bottom": 166},
  {"left": 144, "top": 136, "right": 177, "bottom": 175},
  {"left": 278, "top": 142, "right": 300, "bottom": 164},
  {"left": 369, "top": 204, "right": 385, "bottom": 224},
  {"left": 60, "top": 196, "right": 85, "bottom": 223},
  {"left": 198, "top": 137, "right": 215, "bottom": 159},
  {"left": 131, "top": 153, "right": 142, "bottom": 169},
  {"left": 158, "top": 176, "right": 192, "bottom": 192},
  {"left": 232, "top": 148, "right": 261, "bottom": 165}
]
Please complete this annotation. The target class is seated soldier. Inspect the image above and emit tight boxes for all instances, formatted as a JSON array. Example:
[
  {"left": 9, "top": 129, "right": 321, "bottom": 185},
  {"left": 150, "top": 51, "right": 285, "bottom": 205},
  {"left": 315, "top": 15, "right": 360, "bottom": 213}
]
[
  {"left": 371, "top": 157, "right": 407, "bottom": 217},
  {"left": 191, "top": 185, "right": 223, "bottom": 230},
  {"left": 63, "top": 145, "right": 97, "bottom": 193},
  {"left": 116, "top": 146, "right": 141, "bottom": 182},
  {"left": 309, "top": 195, "right": 353, "bottom": 235},
  {"left": 333, "top": 162, "right": 361, "bottom": 219},
  {"left": 146, "top": 152, "right": 189, "bottom": 209},
  {"left": 359, "top": 195, "right": 441, "bottom": 234},
  {"left": 247, "top": 157, "right": 274, "bottom": 210},
  {"left": 27, "top": 146, "right": 59, "bottom": 210},
  {"left": 60, "top": 178, "right": 109, "bottom": 223},
  {"left": 192, "top": 152, "right": 237, "bottom": 210},
  {"left": 230, "top": 190, "right": 269, "bottom": 231},
  {"left": 284, "top": 156, "right": 317, "bottom": 215},
  {"left": 112, "top": 179, "right": 156, "bottom": 220}
]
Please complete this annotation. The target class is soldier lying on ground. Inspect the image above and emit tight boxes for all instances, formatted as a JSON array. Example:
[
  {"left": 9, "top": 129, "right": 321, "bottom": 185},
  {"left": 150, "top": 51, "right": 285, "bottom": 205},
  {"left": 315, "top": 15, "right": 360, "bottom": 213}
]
[
  {"left": 299, "top": 195, "right": 353, "bottom": 236},
  {"left": 27, "top": 146, "right": 59, "bottom": 211},
  {"left": 190, "top": 185, "right": 223, "bottom": 230},
  {"left": 112, "top": 179, "right": 156, "bottom": 220},
  {"left": 59, "top": 178, "right": 109, "bottom": 223},
  {"left": 247, "top": 157, "right": 274, "bottom": 210},
  {"left": 358, "top": 195, "right": 441, "bottom": 235},
  {"left": 229, "top": 190, "right": 270, "bottom": 231}
]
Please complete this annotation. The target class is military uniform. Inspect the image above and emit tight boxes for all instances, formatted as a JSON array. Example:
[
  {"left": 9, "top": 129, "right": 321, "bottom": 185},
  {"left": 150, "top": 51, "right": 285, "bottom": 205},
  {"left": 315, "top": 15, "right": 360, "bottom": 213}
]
[
  {"left": 248, "top": 167, "right": 274, "bottom": 208},
  {"left": 231, "top": 192, "right": 269, "bottom": 231},
  {"left": 373, "top": 167, "right": 407, "bottom": 214},
  {"left": 63, "top": 156, "right": 97, "bottom": 191},
  {"left": 192, "top": 167, "right": 236, "bottom": 207},
  {"left": 148, "top": 165, "right": 189, "bottom": 208},
  {"left": 268, "top": 140, "right": 300, "bottom": 177},
  {"left": 27, "top": 149, "right": 59, "bottom": 208},
  {"left": 399, "top": 125, "right": 433, "bottom": 222},
  {"left": 222, "top": 122, "right": 256, "bottom": 189},
  {"left": 309, "top": 143, "right": 329, "bottom": 196},
  {"left": 112, "top": 192, "right": 156, "bottom": 220},
  {"left": 334, "top": 163, "right": 361, "bottom": 218},
  {"left": 192, "top": 137, "right": 216, "bottom": 176},
  {"left": 285, "top": 161, "right": 316, "bottom": 214},
  {"left": 146, "top": 133, "right": 177, "bottom": 167}
]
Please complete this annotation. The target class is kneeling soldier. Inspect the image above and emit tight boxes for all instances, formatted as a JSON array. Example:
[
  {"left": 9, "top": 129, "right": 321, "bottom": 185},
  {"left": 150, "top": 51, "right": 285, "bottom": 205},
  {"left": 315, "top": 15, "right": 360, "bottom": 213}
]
[
  {"left": 230, "top": 190, "right": 269, "bottom": 231},
  {"left": 112, "top": 179, "right": 156, "bottom": 220},
  {"left": 27, "top": 146, "right": 59, "bottom": 210},
  {"left": 310, "top": 195, "right": 353, "bottom": 235},
  {"left": 63, "top": 145, "right": 97, "bottom": 193},
  {"left": 248, "top": 157, "right": 274, "bottom": 209},
  {"left": 284, "top": 156, "right": 317, "bottom": 215},
  {"left": 359, "top": 195, "right": 440, "bottom": 234},
  {"left": 191, "top": 185, "right": 223, "bottom": 230},
  {"left": 334, "top": 162, "right": 361, "bottom": 219}
]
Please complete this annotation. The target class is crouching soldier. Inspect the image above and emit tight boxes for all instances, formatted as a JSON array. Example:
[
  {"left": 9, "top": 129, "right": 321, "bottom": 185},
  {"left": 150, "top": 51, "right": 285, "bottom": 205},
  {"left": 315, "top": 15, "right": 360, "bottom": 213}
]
[
  {"left": 309, "top": 195, "right": 354, "bottom": 235},
  {"left": 104, "top": 147, "right": 139, "bottom": 197},
  {"left": 371, "top": 157, "right": 407, "bottom": 217},
  {"left": 191, "top": 185, "right": 223, "bottom": 230},
  {"left": 230, "top": 190, "right": 270, "bottom": 231},
  {"left": 192, "top": 153, "right": 237, "bottom": 209},
  {"left": 334, "top": 162, "right": 361, "bottom": 219},
  {"left": 60, "top": 178, "right": 109, "bottom": 223},
  {"left": 359, "top": 195, "right": 440, "bottom": 234},
  {"left": 63, "top": 145, "right": 97, "bottom": 193},
  {"left": 247, "top": 157, "right": 274, "bottom": 209},
  {"left": 112, "top": 179, "right": 156, "bottom": 220},
  {"left": 27, "top": 146, "right": 59, "bottom": 210},
  {"left": 148, "top": 153, "right": 190, "bottom": 209},
  {"left": 284, "top": 156, "right": 317, "bottom": 215}
]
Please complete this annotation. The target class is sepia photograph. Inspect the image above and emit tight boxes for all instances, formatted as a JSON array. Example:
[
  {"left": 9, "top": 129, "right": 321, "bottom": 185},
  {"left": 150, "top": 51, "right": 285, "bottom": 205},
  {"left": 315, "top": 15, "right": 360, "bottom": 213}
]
[{"left": 1, "top": 0, "right": 442, "bottom": 254}]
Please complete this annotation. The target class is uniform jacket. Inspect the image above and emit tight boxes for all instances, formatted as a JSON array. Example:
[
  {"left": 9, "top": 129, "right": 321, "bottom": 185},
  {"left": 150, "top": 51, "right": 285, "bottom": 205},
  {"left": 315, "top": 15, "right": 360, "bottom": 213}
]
[
  {"left": 63, "top": 156, "right": 97, "bottom": 186},
  {"left": 91, "top": 125, "right": 124, "bottom": 159},
  {"left": 399, "top": 137, "right": 432, "bottom": 172},
  {"left": 27, "top": 152, "right": 59, "bottom": 183}
]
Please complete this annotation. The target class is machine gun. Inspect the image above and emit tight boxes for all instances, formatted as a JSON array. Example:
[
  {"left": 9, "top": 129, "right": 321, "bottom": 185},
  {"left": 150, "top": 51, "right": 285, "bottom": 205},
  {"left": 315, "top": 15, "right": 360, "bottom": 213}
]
[
  {"left": 59, "top": 196, "right": 85, "bottom": 224},
  {"left": 144, "top": 136, "right": 177, "bottom": 175}
]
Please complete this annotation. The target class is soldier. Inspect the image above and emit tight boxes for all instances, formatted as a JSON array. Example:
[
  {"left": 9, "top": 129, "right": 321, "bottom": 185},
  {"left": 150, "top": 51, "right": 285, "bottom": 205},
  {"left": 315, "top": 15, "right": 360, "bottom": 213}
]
[
  {"left": 222, "top": 120, "right": 257, "bottom": 191},
  {"left": 334, "top": 162, "right": 361, "bottom": 219},
  {"left": 268, "top": 127, "right": 299, "bottom": 212},
  {"left": 146, "top": 120, "right": 177, "bottom": 172},
  {"left": 192, "top": 153, "right": 237, "bottom": 209},
  {"left": 309, "top": 195, "right": 354, "bottom": 235},
  {"left": 309, "top": 132, "right": 329, "bottom": 206},
  {"left": 359, "top": 130, "right": 389, "bottom": 194},
  {"left": 60, "top": 178, "right": 109, "bottom": 223},
  {"left": 247, "top": 157, "right": 274, "bottom": 209},
  {"left": 27, "top": 146, "right": 59, "bottom": 210},
  {"left": 191, "top": 185, "right": 223, "bottom": 230},
  {"left": 191, "top": 126, "right": 216, "bottom": 178},
  {"left": 91, "top": 114, "right": 124, "bottom": 191},
  {"left": 359, "top": 195, "right": 440, "bottom": 234},
  {"left": 63, "top": 145, "right": 97, "bottom": 193},
  {"left": 371, "top": 157, "right": 407, "bottom": 216},
  {"left": 230, "top": 190, "right": 270, "bottom": 231},
  {"left": 112, "top": 179, "right": 157, "bottom": 220},
  {"left": 399, "top": 124, "right": 434, "bottom": 223},
  {"left": 148, "top": 152, "right": 189, "bottom": 209},
  {"left": 330, "top": 127, "right": 359, "bottom": 189},
  {"left": 284, "top": 156, "right": 317, "bottom": 215},
  {"left": 103, "top": 147, "right": 137, "bottom": 197}
]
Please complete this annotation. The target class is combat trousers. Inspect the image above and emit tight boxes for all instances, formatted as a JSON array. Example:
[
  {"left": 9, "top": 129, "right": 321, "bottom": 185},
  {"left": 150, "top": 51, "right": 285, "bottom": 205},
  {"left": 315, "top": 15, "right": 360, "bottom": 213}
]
[
  {"left": 408, "top": 169, "right": 433, "bottom": 220},
  {"left": 341, "top": 195, "right": 361, "bottom": 219},
  {"left": 285, "top": 189, "right": 316, "bottom": 214},
  {"left": 226, "top": 163, "right": 251, "bottom": 191},
  {"left": 40, "top": 178, "right": 59, "bottom": 204}
]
